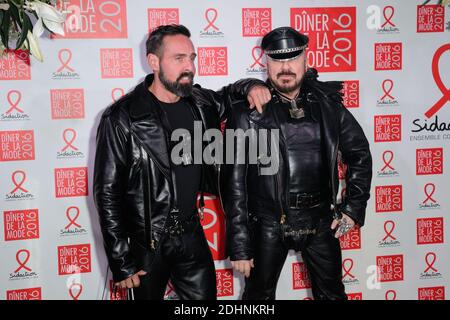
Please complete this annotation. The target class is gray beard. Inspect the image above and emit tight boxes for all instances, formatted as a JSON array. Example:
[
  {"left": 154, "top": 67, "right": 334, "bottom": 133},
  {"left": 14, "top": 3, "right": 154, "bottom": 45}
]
[{"left": 270, "top": 76, "right": 303, "bottom": 95}]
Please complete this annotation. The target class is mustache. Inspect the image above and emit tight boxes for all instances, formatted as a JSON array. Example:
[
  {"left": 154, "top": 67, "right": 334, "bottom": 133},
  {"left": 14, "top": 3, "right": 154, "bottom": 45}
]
[
  {"left": 277, "top": 71, "right": 296, "bottom": 78},
  {"left": 177, "top": 72, "right": 194, "bottom": 82}
]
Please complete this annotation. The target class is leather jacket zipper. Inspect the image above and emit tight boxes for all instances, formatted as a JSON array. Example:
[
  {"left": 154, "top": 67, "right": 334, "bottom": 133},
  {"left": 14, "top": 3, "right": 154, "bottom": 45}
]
[{"left": 331, "top": 136, "right": 340, "bottom": 219}]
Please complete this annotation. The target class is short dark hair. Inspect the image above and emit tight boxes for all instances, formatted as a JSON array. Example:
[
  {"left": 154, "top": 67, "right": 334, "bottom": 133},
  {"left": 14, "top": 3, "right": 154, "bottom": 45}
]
[{"left": 146, "top": 24, "right": 191, "bottom": 56}]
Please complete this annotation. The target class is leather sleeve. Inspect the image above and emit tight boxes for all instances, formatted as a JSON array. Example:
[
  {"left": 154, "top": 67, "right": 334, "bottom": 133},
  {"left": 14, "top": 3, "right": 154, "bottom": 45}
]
[
  {"left": 220, "top": 105, "right": 254, "bottom": 261},
  {"left": 337, "top": 103, "right": 373, "bottom": 227},
  {"left": 93, "top": 113, "right": 138, "bottom": 282},
  {"left": 195, "top": 78, "right": 268, "bottom": 121}
]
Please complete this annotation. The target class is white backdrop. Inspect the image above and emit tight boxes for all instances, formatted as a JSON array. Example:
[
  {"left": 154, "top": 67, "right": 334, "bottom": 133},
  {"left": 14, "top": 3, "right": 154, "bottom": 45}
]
[{"left": 0, "top": 0, "right": 449, "bottom": 300}]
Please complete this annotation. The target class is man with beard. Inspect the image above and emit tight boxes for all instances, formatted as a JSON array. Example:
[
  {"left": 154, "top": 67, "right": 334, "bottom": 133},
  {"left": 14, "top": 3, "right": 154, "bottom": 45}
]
[
  {"left": 94, "top": 24, "right": 270, "bottom": 300},
  {"left": 222, "top": 27, "right": 372, "bottom": 300}
]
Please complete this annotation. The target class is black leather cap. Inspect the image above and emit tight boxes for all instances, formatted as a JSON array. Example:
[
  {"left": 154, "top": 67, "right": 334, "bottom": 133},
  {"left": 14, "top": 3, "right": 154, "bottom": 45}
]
[{"left": 261, "top": 27, "right": 309, "bottom": 61}]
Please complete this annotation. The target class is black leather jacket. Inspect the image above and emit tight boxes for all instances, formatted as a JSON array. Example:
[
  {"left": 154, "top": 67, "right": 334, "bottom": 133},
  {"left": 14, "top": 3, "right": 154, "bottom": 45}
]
[
  {"left": 93, "top": 74, "right": 263, "bottom": 281},
  {"left": 221, "top": 69, "right": 373, "bottom": 261}
]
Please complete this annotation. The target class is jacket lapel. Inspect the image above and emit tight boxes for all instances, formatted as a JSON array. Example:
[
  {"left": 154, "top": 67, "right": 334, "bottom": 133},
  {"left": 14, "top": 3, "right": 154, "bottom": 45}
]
[{"left": 129, "top": 75, "right": 172, "bottom": 182}]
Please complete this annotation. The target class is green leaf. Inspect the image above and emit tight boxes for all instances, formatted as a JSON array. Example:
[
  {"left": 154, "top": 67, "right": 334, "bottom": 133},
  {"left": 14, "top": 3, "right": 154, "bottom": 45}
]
[
  {"left": 7, "top": 0, "right": 21, "bottom": 28},
  {"left": 0, "top": 9, "right": 10, "bottom": 49},
  {"left": 16, "top": 11, "right": 30, "bottom": 49},
  {"left": 9, "top": 0, "right": 23, "bottom": 7}
]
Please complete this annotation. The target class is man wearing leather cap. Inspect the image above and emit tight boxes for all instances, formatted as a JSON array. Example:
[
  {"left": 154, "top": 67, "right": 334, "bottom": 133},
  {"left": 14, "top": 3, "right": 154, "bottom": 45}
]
[{"left": 222, "top": 26, "right": 372, "bottom": 300}]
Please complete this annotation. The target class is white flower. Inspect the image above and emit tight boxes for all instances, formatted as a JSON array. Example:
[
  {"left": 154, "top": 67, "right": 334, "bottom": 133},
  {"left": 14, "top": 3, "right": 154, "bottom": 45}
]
[
  {"left": 25, "top": 30, "right": 43, "bottom": 62},
  {"left": 27, "top": 1, "right": 66, "bottom": 37},
  {"left": 0, "top": 3, "right": 10, "bottom": 10}
]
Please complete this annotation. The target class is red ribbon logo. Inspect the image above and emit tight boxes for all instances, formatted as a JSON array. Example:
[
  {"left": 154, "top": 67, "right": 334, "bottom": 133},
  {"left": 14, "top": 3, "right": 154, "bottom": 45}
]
[
  {"left": 69, "top": 283, "right": 83, "bottom": 300},
  {"left": 14, "top": 249, "right": 32, "bottom": 273},
  {"left": 385, "top": 290, "right": 397, "bottom": 300},
  {"left": 425, "top": 44, "right": 450, "bottom": 118},
  {"left": 111, "top": 88, "right": 125, "bottom": 102},
  {"left": 57, "top": 49, "right": 76, "bottom": 73},
  {"left": 6, "top": 90, "right": 24, "bottom": 114},
  {"left": 28, "top": 288, "right": 40, "bottom": 299},
  {"left": 204, "top": 8, "right": 219, "bottom": 31},
  {"left": 424, "top": 252, "right": 438, "bottom": 273},
  {"left": 382, "top": 220, "right": 397, "bottom": 241},
  {"left": 381, "top": 6, "right": 396, "bottom": 28},
  {"left": 380, "top": 79, "right": 395, "bottom": 101},
  {"left": 62, "top": 128, "right": 79, "bottom": 152},
  {"left": 342, "top": 258, "right": 355, "bottom": 279},
  {"left": 423, "top": 183, "right": 437, "bottom": 204},
  {"left": 165, "top": 281, "right": 175, "bottom": 297},
  {"left": 381, "top": 150, "right": 395, "bottom": 171},
  {"left": 11, "top": 170, "right": 28, "bottom": 194},
  {"left": 250, "top": 46, "right": 265, "bottom": 68},
  {"left": 65, "top": 206, "right": 82, "bottom": 229}
]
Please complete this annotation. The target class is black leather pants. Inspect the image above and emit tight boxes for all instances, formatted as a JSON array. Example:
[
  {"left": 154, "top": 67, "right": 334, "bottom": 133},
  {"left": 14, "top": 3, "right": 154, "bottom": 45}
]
[
  {"left": 133, "top": 217, "right": 217, "bottom": 300},
  {"left": 242, "top": 212, "right": 347, "bottom": 300}
]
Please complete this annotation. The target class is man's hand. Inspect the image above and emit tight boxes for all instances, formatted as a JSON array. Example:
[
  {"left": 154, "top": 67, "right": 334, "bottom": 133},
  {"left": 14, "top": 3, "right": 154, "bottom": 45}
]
[
  {"left": 247, "top": 85, "right": 271, "bottom": 113},
  {"left": 331, "top": 213, "right": 355, "bottom": 238},
  {"left": 231, "top": 259, "right": 254, "bottom": 278},
  {"left": 115, "top": 270, "right": 147, "bottom": 289}
]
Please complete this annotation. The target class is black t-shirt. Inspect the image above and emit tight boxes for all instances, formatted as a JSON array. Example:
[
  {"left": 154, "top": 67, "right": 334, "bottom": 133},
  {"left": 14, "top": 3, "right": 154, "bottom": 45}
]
[{"left": 160, "top": 99, "right": 202, "bottom": 220}]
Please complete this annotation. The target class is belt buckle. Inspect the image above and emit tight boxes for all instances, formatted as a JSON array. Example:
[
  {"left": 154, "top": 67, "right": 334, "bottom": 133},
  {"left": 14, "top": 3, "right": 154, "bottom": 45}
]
[
  {"left": 168, "top": 218, "right": 185, "bottom": 236},
  {"left": 296, "top": 193, "right": 312, "bottom": 209}
]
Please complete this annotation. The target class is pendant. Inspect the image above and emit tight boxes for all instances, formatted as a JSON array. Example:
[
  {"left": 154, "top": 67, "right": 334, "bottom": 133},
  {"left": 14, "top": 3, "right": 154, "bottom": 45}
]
[
  {"left": 289, "top": 99, "right": 305, "bottom": 119},
  {"left": 289, "top": 107, "right": 305, "bottom": 119}
]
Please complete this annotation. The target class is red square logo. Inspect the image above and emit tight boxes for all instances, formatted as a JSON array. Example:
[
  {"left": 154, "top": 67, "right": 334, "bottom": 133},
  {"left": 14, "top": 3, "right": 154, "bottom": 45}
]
[
  {"left": 100, "top": 48, "right": 133, "bottom": 79},
  {"left": 347, "top": 292, "right": 362, "bottom": 300},
  {"left": 342, "top": 80, "right": 359, "bottom": 108},
  {"left": 54, "top": 167, "right": 88, "bottom": 198},
  {"left": 109, "top": 280, "right": 128, "bottom": 300},
  {"left": 339, "top": 226, "right": 361, "bottom": 250},
  {"left": 418, "top": 286, "right": 445, "bottom": 300},
  {"left": 376, "top": 185, "right": 402, "bottom": 213},
  {"left": 199, "top": 195, "right": 226, "bottom": 260},
  {"left": 6, "top": 287, "right": 42, "bottom": 300},
  {"left": 292, "top": 262, "right": 311, "bottom": 289},
  {"left": 148, "top": 9, "right": 179, "bottom": 33},
  {"left": 417, "top": 217, "right": 444, "bottom": 245},
  {"left": 242, "top": 8, "right": 272, "bottom": 37},
  {"left": 0, "top": 130, "right": 35, "bottom": 161},
  {"left": 54, "top": 0, "right": 127, "bottom": 39},
  {"left": 216, "top": 268, "right": 234, "bottom": 297},
  {"left": 50, "top": 89, "right": 85, "bottom": 119},
  {"left": 0, "top": 50, "right": 31, "bottom": 80},
  {"left": 417, "top": 5, "right": 445, "bottom": 33},
  {"left": 4, "top": 209, "right": 39, "bottom": 241},
  {"left": 58, "top": 244, "right": 91, "bottom": 275},
  {"left": 376, "top": 255, "right": 404, "bottom": 282},
  {"left": 290, "top": 7, "right": 356, "bottom": 72},
  {"left": 374, "top": 115, "right": 402, "bottom": 142},
  {"left": 416, "top": 148, "right": 443, "bottom": 175},
  {"left": 375, "top": 43, "right": 402, "bottom": 71},
  {"left": 198, "top": 47, "right": 228, "bottom": 76}
]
